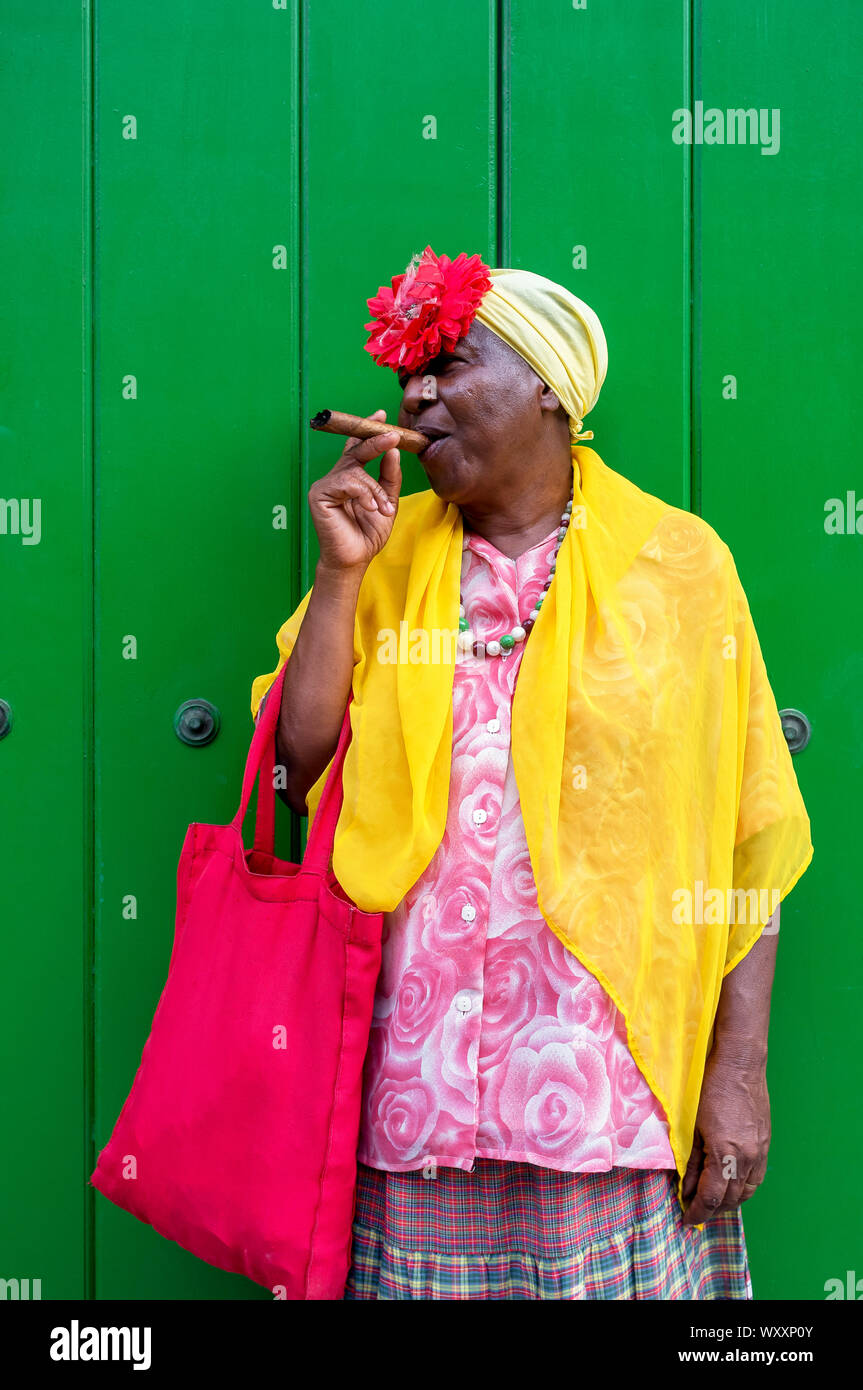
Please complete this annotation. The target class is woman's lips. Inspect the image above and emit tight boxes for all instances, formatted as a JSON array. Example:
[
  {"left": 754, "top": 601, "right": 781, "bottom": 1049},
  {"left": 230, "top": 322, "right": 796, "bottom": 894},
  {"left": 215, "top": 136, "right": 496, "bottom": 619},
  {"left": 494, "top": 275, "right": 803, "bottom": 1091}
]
[{"left": 419, "top": 434, "right": 450, "bottom": 460}]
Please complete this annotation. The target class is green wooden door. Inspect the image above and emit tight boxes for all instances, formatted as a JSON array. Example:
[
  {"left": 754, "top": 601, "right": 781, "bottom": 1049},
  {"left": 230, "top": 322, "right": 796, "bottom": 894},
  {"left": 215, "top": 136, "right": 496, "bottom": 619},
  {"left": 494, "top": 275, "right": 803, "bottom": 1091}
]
[
  {"left": 698, "top": 1, "right": 862, "bottom": 1298},
  {"left": 1, "top": 0, "right": 92, "bottom": 1303},
  {"left": 1, "top": 0, "right": 857, "bottom": 1300}
]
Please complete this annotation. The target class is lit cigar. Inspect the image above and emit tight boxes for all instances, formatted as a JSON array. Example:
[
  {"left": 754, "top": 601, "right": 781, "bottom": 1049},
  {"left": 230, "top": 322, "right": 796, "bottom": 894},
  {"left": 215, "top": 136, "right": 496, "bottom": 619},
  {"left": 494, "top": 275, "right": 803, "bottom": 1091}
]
[{"left": 309, "top": 409, "right": 429, "bottom": 455}]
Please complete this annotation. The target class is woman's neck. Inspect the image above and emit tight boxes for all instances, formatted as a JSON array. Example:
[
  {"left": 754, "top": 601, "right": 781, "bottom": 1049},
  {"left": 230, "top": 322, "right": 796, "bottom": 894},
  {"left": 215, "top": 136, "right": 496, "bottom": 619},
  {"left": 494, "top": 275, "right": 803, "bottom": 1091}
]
[{"left": 460, "top": 470, "right": 573, "bottom": 561}]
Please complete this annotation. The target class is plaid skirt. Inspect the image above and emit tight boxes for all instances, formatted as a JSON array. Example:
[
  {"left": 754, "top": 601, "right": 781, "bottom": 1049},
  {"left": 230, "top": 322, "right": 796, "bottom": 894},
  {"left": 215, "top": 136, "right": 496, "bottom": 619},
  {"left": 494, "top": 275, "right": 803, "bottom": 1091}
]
[{"left": 344, "top": 1160, "right": 753, "bottom": 1300}]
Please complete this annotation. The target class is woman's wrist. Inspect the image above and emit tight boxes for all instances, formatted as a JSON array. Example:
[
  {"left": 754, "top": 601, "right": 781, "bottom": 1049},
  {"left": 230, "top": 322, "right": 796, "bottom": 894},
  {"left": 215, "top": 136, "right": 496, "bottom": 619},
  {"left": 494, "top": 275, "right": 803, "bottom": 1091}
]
[
  {"left": 313, "top": 557, "right": 368, "bottom": 595},
  {"left": 709, "top": 1028, "right": 769, "bottom": 1073},
  {"left": 709, "top": 930, "right": 777, "bottom": 1075}
]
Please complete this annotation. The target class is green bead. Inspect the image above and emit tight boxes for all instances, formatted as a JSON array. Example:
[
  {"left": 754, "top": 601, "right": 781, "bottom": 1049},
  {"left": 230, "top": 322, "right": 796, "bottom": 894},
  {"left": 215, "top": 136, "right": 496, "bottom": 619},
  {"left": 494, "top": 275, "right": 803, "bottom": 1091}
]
[
  {"left": 535, "top": 597, "right": 543, "bottom": 608},
  {"left": 458, "top": 616, "right": 469, "bottom": 631},
  {"left": 500, "top": 634, "right": 515, "bottom": 650}
]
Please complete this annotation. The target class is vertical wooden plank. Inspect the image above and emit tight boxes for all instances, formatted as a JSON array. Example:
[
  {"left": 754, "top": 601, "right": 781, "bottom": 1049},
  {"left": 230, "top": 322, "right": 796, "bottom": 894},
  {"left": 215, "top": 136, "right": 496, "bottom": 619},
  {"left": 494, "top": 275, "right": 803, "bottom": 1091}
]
[
  {"left": 508, "top": 0, "right": 692, "bottom": 508},
  {"left": 0, "top": 2, "right": 90, "bottom": 1297},
  {"left": 93, "top": 1, "right": 300, "bottom": 1297},
  {"left": 700, "top": 0, "right": 862, "bottom": 1295},
  {"left": 302, "top": 0, "right": 499, "bottom": 567}
]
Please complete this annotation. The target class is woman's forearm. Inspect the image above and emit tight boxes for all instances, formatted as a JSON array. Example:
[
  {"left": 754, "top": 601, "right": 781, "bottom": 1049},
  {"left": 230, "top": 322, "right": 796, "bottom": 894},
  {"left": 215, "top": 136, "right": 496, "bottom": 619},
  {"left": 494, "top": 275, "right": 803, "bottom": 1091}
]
[
  {"left": 273, "top": 560, "right": 365, "bottom": 814},
  {"left": 711, "top": 910, "right": 780, "bottom": 1068}
]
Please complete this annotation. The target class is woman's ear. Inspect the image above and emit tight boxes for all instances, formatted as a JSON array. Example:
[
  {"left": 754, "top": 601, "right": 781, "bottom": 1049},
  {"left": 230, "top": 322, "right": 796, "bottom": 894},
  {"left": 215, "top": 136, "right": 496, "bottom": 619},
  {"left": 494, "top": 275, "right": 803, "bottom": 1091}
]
[{"left": 539, "top": 383, "right": 562, "bottom": 415}]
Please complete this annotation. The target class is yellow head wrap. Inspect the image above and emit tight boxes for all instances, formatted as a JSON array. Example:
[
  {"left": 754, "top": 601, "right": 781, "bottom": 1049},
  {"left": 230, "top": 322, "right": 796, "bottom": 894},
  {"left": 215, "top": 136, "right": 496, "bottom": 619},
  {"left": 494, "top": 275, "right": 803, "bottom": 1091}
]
[
  {"left": 251, "top": 273, "right": 813, "bottom": 1203},
  {"left": 473, "top": 267, "right": 608, "bottom": 444}
]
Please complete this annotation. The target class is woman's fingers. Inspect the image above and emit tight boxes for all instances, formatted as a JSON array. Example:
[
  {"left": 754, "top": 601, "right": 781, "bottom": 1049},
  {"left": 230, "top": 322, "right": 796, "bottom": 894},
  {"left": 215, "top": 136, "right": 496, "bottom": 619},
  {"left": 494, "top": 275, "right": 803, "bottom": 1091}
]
[
  {"left": 316, "top": 408, "right": 400, "bottom": 516},
  {"left": 682, "top": 1149, "right": 730, "bottom": 1226},
  {"left": 681, "top": 1134, "right": 704, "bottom": 1203},
  {"left": 353, "top": 407, "right": 401, "bottom": 511},
  {"left": 717, "top": 1151, "right": 759, "bottom": 1213},
  {"left": 337, "top": 408, "right": 397, "bottom": 466},
  {"left": 331, "top": 412, "right": 400, "bottom": 513},
  {"left": 340, "top": 406, "right": 387, "bottom": 454},
  {"left": 378, "top": 440, "right": 402, "bottom": 509},
  {"left": 318, "top": 465, "right": 394, "bottom": 514},
  {"left": 342, "top": 429, "right": 400, "bottom": 472}
]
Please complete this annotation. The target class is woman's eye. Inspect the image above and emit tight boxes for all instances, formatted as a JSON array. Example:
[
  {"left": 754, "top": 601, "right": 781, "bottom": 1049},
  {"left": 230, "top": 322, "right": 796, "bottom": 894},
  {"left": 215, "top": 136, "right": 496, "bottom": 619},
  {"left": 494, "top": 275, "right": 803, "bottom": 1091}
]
[{"left": 399, "top": 358, "right": 462, "bottom": 389}]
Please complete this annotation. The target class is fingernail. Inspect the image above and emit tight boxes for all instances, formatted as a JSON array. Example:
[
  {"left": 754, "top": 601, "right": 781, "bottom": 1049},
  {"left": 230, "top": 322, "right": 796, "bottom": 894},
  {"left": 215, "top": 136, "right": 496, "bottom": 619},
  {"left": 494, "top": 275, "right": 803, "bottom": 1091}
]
[{"left": 381, "top": 498, "right": 394, "bottom": 513}]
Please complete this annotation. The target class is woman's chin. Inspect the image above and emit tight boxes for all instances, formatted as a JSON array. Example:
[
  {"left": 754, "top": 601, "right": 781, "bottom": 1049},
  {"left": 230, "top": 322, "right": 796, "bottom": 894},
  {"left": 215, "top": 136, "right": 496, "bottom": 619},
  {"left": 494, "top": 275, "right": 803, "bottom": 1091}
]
[
  {"left": 419, "top": 448, "right": 465, "bottom": 500},
  {"left": 423, "top": 472, "right": 462, "bottom": 503}
]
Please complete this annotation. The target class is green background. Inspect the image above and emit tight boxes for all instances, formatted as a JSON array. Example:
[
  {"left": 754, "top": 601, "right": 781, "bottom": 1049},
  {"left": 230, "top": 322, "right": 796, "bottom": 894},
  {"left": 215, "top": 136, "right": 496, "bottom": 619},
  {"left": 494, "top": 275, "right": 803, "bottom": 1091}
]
[{"left": 1, "top": 0, "right": 859, "bottom": 1299}]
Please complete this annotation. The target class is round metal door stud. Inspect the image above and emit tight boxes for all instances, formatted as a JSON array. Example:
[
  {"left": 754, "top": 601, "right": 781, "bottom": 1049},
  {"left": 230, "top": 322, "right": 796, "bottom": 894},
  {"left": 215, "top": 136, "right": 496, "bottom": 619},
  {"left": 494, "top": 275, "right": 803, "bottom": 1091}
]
[
  {"left": 174, "top": 699, "right": 221, "bottom": 746},
  {"left": 0, "top": 700, "right": 11, "bottom": 740},
  {"left": 779, "top": 708, "right": 811, "bottom": 755}
]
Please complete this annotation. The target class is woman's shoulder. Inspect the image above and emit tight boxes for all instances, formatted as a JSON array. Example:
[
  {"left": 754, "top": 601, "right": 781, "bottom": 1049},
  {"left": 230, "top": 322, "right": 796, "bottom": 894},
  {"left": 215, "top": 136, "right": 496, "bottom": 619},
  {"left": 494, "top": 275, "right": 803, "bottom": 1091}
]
[{"left": 587, "top": 450, "right": 735, "bottom": 582}]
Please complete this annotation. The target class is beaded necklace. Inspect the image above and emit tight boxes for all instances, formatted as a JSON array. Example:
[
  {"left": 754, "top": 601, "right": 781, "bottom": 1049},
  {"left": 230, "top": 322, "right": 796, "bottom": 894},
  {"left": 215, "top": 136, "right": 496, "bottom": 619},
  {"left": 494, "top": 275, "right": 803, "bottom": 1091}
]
[{"left": 456, "top": 481, "right": 575, "bottom": 658}]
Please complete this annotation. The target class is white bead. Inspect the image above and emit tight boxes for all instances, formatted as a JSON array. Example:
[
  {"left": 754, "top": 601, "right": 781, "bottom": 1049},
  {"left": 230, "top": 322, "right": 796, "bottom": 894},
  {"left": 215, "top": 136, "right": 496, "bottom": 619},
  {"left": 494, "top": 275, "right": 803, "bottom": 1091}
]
[
  {"left": 560, "top": 512, "right": 570, "bottom": 525},
  {"left": 485, "top": 639, "right": 501, "bottom": 657},
  {"left": 457, "top": 630, "right": 474, "bottom": 652},
  {"left": 529, "top": 609, "right": 540, "bottom": 622},
  {"left": 459, "top": 602, "right": 465, "bottom": 617},
  {"left": 511, "top": 626, "right": 526, "bottom": 641}
]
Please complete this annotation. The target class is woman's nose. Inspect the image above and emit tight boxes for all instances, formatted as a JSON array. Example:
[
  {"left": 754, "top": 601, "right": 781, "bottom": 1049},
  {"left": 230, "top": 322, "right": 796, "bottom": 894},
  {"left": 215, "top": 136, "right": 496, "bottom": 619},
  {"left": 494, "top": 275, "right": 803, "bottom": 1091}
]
[{"left": 400, "top": 372, "right": 437, "bottom": 416}]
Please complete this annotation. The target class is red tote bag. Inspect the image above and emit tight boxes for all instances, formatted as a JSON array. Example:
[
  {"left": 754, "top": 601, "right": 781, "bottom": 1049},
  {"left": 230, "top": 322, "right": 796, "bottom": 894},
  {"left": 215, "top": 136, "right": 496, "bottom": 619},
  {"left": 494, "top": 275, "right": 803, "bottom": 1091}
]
[{"left": 90, "top": 665, "right": 383, "bottom": 1299}]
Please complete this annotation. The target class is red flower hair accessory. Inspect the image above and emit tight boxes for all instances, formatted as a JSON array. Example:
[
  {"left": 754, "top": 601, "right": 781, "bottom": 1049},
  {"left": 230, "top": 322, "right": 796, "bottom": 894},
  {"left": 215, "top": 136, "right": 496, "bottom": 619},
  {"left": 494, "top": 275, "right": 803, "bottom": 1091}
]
[{"left": 363, "top": 245, "right": 493, "bottom": 375}]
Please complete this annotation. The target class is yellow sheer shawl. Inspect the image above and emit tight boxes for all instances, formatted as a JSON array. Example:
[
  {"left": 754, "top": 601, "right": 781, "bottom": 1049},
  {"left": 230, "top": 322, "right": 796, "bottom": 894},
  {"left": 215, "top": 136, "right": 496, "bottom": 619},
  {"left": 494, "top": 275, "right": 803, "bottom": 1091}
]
[{"left": 251, "top": 444, "right": 813, "bottom": 1193}]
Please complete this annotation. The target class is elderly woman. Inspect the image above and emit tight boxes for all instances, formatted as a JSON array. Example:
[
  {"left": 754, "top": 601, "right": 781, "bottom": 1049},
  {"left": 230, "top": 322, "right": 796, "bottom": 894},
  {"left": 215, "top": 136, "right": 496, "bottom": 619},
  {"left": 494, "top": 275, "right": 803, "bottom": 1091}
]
[{"left": 251, "top": 248, "right": 812, "bottom": 1301}]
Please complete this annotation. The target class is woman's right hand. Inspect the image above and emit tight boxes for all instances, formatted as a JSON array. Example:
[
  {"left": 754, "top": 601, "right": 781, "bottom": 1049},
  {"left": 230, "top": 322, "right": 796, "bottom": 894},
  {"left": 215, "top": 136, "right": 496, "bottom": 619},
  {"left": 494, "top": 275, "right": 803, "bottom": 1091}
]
[{"left": 308, "top": 408, "right": 402, "bottom": 572}]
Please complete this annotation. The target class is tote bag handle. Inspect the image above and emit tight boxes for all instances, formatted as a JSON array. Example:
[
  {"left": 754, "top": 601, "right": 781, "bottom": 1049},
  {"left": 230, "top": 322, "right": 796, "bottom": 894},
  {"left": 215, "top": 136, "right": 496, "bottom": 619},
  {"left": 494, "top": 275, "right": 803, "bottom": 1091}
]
[{"left": 231, "top": 663, "right": 354, "bottom": 874}]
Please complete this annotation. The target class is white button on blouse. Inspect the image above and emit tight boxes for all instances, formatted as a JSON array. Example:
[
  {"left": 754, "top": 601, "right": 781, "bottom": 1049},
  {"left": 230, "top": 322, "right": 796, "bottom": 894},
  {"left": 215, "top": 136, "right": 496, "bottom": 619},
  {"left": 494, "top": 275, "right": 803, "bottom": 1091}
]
[
  {"left": 455, "top": 995, "right": 472, "bottom": 1014},
  {"left": 472, "top": 809, "right": 488, "bottom": 825},
  {"left": 460, "top": 903, "right": 476, "bottom": 922},
  {"left": 486, "top": 718, "right": 501, "bottom": 734}
]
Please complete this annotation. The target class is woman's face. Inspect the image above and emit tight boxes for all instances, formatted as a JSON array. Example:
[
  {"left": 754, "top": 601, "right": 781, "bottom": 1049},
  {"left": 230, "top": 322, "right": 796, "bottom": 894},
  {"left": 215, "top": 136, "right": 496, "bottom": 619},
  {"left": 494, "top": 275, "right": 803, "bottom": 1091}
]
[{"left": 395, "top": 319, "right": 567, "bottom": 508}]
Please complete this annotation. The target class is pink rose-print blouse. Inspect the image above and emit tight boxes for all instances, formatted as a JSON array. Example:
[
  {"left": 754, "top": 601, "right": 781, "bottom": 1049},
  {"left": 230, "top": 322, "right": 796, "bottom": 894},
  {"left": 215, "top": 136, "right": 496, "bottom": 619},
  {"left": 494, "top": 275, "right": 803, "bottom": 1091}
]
[{"left": 355, "top": 521, "right": 677, "bottom": 1175}]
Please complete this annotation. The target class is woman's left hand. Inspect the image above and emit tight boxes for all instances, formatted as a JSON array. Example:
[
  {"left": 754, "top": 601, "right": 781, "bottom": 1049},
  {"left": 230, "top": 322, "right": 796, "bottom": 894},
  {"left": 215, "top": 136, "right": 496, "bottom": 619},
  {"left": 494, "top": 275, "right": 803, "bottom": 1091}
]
[{"left": 681, "top": 1046, "right": 771, "bottom": 1226}]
